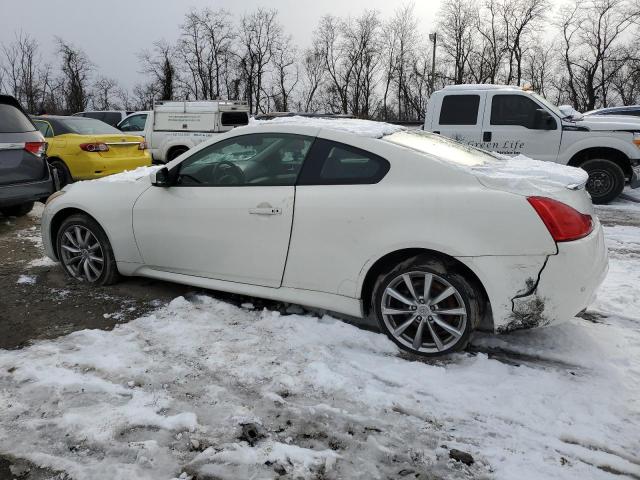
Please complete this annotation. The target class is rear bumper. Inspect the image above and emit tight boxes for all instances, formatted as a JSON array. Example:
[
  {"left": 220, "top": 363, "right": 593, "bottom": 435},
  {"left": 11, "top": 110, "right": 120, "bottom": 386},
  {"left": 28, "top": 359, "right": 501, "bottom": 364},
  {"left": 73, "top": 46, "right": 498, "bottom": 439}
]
[
  {"left": 0, "top": 173, "right": 54, "bottom": 208},
  {"left": 76, "top": 154, "right": 152, "bottom": 180},
  {"left": 508, "top": 220, "right": 608, "bottom": 332}
]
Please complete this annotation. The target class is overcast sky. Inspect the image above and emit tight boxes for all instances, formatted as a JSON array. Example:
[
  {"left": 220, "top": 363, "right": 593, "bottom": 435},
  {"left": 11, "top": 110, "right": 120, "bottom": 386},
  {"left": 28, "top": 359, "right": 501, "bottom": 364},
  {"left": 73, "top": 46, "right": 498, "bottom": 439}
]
[{"left": 0, "top": 0, "right": 442, "bottom": 91}]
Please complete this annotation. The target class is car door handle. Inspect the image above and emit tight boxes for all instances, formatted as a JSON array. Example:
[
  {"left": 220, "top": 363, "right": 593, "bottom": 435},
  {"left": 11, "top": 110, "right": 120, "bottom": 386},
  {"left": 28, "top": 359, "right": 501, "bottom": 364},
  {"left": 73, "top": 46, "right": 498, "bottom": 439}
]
[
  {"left": 483, "top": 131, "right": 492, "bottom": 141},
  {"left": 249, "top": 207, "right": 282, "bottom": 215}
]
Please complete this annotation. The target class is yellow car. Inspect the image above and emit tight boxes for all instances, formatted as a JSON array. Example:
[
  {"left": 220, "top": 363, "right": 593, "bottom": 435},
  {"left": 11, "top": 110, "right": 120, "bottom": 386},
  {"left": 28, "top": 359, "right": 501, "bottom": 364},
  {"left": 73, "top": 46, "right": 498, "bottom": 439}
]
[{"left": 32, "top": 115, "right": 151, "bottom": 185}]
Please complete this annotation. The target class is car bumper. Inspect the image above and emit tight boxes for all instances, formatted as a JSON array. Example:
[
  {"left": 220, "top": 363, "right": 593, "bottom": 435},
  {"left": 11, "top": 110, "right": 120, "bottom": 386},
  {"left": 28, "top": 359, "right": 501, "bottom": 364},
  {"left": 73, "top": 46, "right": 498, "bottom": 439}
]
[
  {"left": 507, "top": 219, "right": 608, "bottom": 332},
  {"left": 75, "top": 154, "right": 152, "bottom": 180},
  {"left": 0, "top": 174, "right": 54, "bottom": 208},
  {"left": 41, "top": 204, "right": 56, "bottom": 260}
]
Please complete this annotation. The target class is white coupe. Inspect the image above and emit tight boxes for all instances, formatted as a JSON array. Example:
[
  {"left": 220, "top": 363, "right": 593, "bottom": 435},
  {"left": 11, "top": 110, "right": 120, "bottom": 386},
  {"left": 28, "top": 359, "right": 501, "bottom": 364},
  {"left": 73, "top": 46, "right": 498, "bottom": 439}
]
[{"left": 42, "top": 118, "right": 608, "bottom": 356}]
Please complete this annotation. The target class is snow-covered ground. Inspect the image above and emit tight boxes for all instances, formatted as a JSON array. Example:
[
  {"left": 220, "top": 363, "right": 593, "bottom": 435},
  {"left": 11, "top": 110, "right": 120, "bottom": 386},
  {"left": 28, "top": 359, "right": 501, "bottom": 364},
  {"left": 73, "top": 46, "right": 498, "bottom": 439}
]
[{"left": 1, "top": 199, "right": 639, "bottom": 479}]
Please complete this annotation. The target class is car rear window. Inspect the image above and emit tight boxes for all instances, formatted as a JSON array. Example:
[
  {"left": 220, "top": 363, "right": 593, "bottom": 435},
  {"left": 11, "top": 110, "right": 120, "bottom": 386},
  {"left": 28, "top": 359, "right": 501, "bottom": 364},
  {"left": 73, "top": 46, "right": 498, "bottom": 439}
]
[
  {"left": 58, "top": 117, "right": 122, "bottom": 135},
  {"left": 438, "top": 95, "right": 480, "bottom": 125},
  {"left": 221, "top": 112, "right": 249, "bottom": 126},
  {"left": 0, "top": 104, "right": 36, "bottom": 133}
]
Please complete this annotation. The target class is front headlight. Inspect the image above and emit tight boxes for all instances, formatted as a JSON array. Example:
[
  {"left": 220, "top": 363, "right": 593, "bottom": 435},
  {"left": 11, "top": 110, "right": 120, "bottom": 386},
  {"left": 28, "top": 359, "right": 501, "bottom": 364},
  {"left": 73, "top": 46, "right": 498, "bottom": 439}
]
[{"left": 45, "top": 190, "right": 65, "bottom": 206}]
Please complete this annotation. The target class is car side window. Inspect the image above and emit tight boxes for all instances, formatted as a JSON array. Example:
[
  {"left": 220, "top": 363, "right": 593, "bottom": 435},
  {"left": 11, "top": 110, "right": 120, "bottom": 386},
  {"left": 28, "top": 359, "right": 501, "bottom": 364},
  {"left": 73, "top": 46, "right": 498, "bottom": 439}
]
[
  {"left": 491, "top": 94, "right": 542, "bottom": 129},
  {"left": 439, "top": 95, "right": 480, "bottom": 125},
  {"left": 298, "top": 139, "right": 390, "bottom": 185},
  {"left": 119, "top": 114, "right": 147, "bottom": 132},
  {"left": 175, "top": 133, "right": 313, "bottom": 187},
  {"left": 34, "top": 120, "right": 53, "bottom": 138}
]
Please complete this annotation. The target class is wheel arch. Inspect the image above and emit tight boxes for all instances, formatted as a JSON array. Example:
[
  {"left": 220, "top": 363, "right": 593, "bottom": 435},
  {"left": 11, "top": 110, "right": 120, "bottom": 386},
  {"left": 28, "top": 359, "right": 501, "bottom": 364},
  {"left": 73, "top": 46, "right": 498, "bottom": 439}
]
[
  {"left": 567, "top": 147, "right": 632, "bottom": 177},
  {"left": 359, "top": 248, "right": 492, "bottom": 329},
  {"left": 49, "top": 207, "right": 110, "bottom": 260},
  {"left": 166, "top": 144, "right": 189, "bottom": 161}
]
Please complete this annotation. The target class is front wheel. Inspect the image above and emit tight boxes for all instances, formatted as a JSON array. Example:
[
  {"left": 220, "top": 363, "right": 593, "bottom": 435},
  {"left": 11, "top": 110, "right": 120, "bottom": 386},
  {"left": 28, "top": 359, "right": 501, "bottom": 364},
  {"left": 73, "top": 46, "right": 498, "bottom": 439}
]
[
  {"left": 372, "top": 256, "right": 481, "bottom": 356},
  {"left": 581, "top": 158, "right": 625, "bottom": 204},
  {"left": 56, "top": 214, "right": 120, "bottom": 285}
]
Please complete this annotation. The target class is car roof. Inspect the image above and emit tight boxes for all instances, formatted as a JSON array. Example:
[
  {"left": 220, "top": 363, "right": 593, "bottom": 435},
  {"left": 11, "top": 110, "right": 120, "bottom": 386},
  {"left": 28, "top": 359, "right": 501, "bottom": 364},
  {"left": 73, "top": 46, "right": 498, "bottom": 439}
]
[{"left": 247, "top": 116, "right": 405, "bottom": 139}]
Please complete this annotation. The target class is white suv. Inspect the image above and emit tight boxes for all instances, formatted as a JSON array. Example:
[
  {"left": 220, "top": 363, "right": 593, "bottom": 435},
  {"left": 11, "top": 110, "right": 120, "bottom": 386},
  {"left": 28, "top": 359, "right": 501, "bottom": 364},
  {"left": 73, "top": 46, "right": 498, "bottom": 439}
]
[{"left": 423, "top": 85, "right": 640, "bottom": 203}]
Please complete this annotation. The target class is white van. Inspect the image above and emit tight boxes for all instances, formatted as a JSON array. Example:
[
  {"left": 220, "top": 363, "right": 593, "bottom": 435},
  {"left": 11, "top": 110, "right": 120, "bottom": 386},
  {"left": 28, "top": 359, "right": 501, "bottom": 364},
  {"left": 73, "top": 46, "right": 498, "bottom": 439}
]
[
  {"left": 120, "top": 101, "right": 250, "bottom": 163},
  {"left": 423, "top": 85, "right": 640, "bottom": 203}
]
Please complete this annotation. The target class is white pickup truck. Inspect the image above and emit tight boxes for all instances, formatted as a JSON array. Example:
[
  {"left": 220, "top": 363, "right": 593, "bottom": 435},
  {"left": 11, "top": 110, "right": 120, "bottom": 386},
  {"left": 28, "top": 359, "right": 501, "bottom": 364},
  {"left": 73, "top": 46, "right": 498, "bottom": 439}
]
[
  {"left": 423, "top": 85, "right": 640, "bottom": 203},
  {"left": 118, "top": 100, "right": 249, "bottom": 163}
]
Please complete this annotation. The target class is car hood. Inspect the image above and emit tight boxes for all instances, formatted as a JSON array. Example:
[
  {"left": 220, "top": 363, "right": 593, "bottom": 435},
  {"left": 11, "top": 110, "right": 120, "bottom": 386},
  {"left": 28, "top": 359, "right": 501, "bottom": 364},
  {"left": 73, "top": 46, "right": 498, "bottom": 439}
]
[{"left": 564, "top": 115, "right": 640, "bottom": 132}]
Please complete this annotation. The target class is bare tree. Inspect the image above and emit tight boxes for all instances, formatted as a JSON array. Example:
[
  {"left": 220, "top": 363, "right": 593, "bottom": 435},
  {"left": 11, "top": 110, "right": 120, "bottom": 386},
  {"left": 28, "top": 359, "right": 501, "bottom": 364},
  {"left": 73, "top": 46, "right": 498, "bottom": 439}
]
[
  {"left": 240, "top": 8, "right": 282, "bottom": 114},
  {"left": 438, "top": 0, "right": 478, "bottom": 84},
  {"left": 92, "top": 76, "right": 120, "bottom": 110},
  {"left": 139, "top": 40, "right": 177, "bottom": 101},
  {"left": 500, "top": 0, "right": 548, "bottom": 85},
  {"left": 300, "top": 46, "right": 325, "bottom": 112},
  {"left": 270, "top": 35, "right": 299, "bottom": 111},
  {"left": 57, "top": 38, "right": 93, "bottom": 113},
  {"left": 557, "top": 0, "right": 640, "bottom": 110}
]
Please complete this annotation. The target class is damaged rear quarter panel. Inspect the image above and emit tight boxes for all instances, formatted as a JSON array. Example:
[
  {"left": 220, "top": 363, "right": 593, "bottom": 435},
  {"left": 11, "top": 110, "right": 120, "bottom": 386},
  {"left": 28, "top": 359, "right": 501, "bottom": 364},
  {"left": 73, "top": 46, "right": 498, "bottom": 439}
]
[{"left": 457, "top": 255, "right": 550, "bottom": 333}]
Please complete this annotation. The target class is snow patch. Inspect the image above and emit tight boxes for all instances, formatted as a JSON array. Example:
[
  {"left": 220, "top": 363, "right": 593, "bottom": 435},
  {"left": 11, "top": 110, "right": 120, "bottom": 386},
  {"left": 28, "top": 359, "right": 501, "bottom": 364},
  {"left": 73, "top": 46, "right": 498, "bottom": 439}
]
[
  {"left": 250, "top": 115, "right": 405, "bottom": 138},
  {"left": 16, "top": 274, "right": 36, "bottom": 285},
  {"left": 95, "top": 165, "right": 162, "bottom": 183}
]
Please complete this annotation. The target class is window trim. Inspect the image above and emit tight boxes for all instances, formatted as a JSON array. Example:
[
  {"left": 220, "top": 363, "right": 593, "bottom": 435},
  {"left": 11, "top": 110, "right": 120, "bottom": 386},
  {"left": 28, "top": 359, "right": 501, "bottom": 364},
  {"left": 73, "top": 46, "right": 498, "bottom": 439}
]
[
  {"left": 296, "top": 138, "right": 390, "bottom": 186},
  {"left": 438, "top": 94, "right": 481, "bottom": 126},
  {"left": 170, "top": 132, "right": 315, "bottom": 188},
  {"left": 490, "top": 93, "right": 557, "bottom": 130}
]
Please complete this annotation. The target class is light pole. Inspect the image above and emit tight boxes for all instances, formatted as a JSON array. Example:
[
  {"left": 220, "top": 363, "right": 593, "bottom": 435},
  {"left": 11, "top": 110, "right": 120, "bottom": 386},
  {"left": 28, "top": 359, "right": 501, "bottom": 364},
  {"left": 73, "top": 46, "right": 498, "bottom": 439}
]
[{"left": 428, "top": 32, "right": 437, "bottom": 94}]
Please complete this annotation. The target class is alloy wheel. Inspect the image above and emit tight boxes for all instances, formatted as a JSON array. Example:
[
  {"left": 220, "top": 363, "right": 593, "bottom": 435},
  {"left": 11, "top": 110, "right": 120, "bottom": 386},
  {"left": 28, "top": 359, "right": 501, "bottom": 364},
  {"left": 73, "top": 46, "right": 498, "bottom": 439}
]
[
  {"left": 381, "top": 271, "right": 468, "bottom": 354},
  {"left": 59, "top": 225, "right": 104, "bottom": 282}
]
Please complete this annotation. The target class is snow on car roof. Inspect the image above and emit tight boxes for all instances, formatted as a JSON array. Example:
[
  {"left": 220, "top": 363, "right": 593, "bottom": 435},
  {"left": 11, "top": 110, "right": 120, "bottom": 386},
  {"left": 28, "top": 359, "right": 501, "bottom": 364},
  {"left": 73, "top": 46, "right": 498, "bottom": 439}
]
[{"left": 249, "top": 115, "right": 405, "bottom": 138}]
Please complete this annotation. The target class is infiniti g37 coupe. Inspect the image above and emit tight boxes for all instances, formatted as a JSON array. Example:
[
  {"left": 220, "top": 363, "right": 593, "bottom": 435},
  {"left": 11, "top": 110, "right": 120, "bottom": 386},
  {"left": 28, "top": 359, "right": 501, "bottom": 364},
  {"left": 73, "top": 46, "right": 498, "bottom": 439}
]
[{"left": 41, "top": 119, "right": 608, "bottom": 356}]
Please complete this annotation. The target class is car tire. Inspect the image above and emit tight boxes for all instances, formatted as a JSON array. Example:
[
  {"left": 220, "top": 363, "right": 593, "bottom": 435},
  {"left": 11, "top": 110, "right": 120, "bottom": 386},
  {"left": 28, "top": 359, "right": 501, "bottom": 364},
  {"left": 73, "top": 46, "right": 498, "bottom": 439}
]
[
  {"left": 1, "top": 202, "right": 34, "bottom": 217},
  {"left": 50, "top": 160, "right": 73, "bottom": 188},
  {"left": 581, "top": 159, "right": 625, "bottom": 204},
  {"left": 167, "top": 147, "right": 189, "bottom": 161},
  {"left": 56, "top": 213, "right": 120, "bottom": 285},
  {"left": 372, "top": 255, "right": 481, "bottom": 357}
]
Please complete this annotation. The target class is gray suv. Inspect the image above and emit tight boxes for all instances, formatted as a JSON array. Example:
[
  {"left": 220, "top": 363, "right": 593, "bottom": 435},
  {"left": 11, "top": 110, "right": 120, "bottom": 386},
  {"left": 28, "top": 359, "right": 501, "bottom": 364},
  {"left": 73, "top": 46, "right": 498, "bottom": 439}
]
[{"left": 0, "top": 95, "right": 55, "bottom": 217}]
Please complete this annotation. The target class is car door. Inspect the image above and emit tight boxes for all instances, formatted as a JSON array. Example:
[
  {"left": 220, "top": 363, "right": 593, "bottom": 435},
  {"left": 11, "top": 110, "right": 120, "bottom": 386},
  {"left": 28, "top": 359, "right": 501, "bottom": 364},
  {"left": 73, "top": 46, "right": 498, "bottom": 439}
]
[
  {"left": 431, "top": 93, "right": 485, "bottom": 145},
  {"left": 132, "top": 132, "right": 314, "bottom": 288},
  {"left": 482, "top": 92, "right": 562, "bottom": 162}
]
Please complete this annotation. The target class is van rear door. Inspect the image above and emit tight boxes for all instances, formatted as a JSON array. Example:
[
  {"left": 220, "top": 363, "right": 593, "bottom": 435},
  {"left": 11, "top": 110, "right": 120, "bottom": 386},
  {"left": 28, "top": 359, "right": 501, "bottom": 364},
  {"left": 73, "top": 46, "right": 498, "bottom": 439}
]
[{"left": 430, "top": 92, "right": 485, "bottom": 145}]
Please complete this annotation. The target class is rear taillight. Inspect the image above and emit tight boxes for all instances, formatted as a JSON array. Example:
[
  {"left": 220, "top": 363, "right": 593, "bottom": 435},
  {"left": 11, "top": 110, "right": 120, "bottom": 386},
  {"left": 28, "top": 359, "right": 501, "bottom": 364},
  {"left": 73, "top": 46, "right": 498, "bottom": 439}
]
[
  {"left": 79, "top": 142, "right": 109, "bottom": 152},
  {"left": 527, "top": 196, "right": 593, "bottom": 242},
  {"left": 24, "top": 141, "right": 46, "bottom": 157},
  {"left": 138, "top": 141, "right": 147, "bottom": 150}
]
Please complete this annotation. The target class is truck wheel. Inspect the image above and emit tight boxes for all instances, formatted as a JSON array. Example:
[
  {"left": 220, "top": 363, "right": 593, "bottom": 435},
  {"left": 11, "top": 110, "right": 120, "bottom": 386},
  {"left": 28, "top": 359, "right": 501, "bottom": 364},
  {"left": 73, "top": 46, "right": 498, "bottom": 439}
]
[
  {"left": 581, "top": 159, "right": 625, "bottom": 204},
  {"left": 50, "top": 160, "right": 73, "bottom": 188},
  {"left": 1, "top": 202, "right": 34, "bottom": 217},
  {"left": 168, "top": 147, "right": 189, "bottom": 161}
]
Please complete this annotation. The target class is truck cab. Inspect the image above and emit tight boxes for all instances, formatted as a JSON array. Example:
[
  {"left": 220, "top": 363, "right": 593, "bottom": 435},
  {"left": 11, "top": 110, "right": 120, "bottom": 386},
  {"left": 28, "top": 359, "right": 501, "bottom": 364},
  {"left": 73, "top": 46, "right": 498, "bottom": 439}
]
[{"left": 424, "top": 85, "right": 640, "bottom": 203}]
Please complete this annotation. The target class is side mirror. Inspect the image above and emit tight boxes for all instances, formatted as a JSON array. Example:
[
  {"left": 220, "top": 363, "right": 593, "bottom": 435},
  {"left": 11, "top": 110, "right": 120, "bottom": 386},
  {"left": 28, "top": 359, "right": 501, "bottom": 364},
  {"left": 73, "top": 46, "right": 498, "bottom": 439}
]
[
  {"left": 534, "top": 109, "right": 556, "bottom": 130},
  {"left": 151, "top": 167, "right": 172, "bottom": 187}
]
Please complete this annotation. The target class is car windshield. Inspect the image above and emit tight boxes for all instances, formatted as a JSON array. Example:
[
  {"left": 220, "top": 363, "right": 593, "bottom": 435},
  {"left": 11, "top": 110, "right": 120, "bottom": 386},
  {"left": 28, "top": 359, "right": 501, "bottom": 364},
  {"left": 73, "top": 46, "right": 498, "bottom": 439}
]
[
  {"left": 57, "top": 117, "right": 122, "bottom": 135},
  {"left": 0, "top": 103, "right": 36, "bottom": 133},
  {"left": 383, "top": 130, "right": 500, "bottom": 166}
]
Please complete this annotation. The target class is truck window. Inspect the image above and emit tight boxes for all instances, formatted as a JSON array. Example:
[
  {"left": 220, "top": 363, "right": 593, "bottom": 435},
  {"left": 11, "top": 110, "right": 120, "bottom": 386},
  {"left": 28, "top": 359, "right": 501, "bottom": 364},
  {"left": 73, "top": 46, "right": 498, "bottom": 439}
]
[
  {"left": 491, "top": 94, "right": 541, "bottom": 129},
  {"left": 221, "top": 112, "right": 249, "bottom": 126},
  {"left": 438, "top": 95, "right": 480, "bottom": 125}
]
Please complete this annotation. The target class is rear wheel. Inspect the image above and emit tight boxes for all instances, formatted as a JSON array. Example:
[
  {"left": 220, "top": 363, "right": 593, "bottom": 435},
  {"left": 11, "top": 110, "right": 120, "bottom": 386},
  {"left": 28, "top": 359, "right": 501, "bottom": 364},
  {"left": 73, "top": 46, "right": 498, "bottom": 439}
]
[
  {"left": 167, "top": 147, "right": 189, "bottom": 161},
  {"left": 1, "top": 202, "right": 34, "bottom": 217},
  {"left": 372, "top": 256, "right": 481, "bottom": 356},
  {"left": 581, "top": 158, "right": 625, "bottom": 204},
  {"left": 50, "top": 160, "right": 73, "bottom": 188},
  {"left": 56, "top": 214, "right": 119, "bottom": 285}
]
